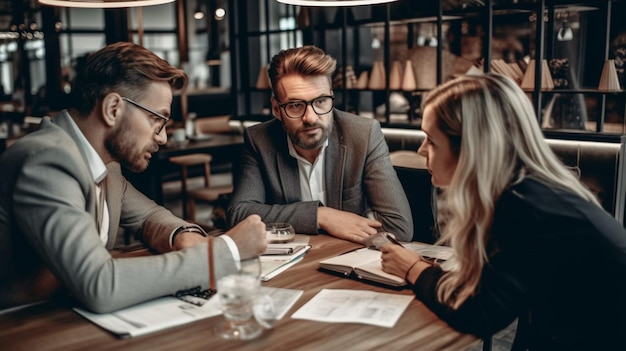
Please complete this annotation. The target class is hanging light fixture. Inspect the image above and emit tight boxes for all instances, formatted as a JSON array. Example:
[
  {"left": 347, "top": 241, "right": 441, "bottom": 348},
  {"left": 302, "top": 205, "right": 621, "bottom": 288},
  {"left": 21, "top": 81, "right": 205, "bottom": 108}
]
[
  {"left": 37, "top": 0, "right": 175, "bottom": 8},
  {"left": 371, "top": 34, "right": 381, "bottom": 49},
  {"left": 214, "top": 6, "right": 226, "bottom": 21},
  {"left": 557, "top": 20, "right": 573, "bottom": 41},
  {"left": 194, "top": 1, "right": 205, "bottom": 20},
  {"left": 275, "top": 0, "right": 398, "bottom": 6}
]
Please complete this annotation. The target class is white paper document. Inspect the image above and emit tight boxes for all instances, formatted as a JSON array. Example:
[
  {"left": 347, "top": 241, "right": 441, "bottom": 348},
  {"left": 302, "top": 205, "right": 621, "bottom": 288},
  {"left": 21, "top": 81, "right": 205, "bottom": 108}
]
[
  {"left": 74, "top": 287, "right": 303, "bottom": 338},
  {"left": 261, "top": 245, "right": 311, "bottom": 281},
  {"left": 260, "top": 286, "right": 303, "bottom": 319},
  {"left": 291, "top": 289, "right": 413, "bottom": 328},
  {"left": 74, "top": 296, "right": 222, "bottom": 338}
]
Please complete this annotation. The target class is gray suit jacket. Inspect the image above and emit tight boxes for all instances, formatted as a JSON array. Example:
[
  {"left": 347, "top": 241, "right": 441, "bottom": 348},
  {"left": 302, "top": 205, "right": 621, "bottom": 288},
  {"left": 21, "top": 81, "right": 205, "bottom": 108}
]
[
  {"left": 227, "top": 110, "right": 413, "bottom": 241},
  {"left": 0, "top": 112, "right": 237, "bottom": 313}
]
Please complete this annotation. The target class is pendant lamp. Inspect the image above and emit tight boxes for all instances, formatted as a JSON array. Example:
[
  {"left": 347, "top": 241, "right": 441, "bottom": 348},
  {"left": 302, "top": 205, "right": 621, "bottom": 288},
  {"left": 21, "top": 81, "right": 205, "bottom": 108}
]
[
  {"left": 38, "top": 0, "right": 174, "bottom": 8},
  {"left": 275, "top": 0, "right": 398, "bottom": 6}
]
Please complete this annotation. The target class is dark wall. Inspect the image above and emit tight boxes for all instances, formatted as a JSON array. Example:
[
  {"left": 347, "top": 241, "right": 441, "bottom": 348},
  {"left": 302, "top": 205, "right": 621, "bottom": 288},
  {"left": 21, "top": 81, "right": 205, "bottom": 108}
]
[{"left": 171, "top": 90, "right": 233, "bottom": 122}]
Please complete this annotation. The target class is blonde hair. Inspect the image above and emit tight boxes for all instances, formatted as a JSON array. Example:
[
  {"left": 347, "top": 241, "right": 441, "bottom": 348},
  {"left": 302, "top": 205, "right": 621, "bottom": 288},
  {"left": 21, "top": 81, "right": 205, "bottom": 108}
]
[
  {"left": 267, "top": 45, "right": 336, "bottom": 99},
  {"left": 425, "top": 74, "right": 599, "bottom": 309}
]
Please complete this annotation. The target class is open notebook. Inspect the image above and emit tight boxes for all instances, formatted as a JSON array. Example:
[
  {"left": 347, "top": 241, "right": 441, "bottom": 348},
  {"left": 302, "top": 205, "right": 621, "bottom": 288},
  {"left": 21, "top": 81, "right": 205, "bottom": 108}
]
[{"left": 319, "top": 233, "right": 456, "bottom": 288}]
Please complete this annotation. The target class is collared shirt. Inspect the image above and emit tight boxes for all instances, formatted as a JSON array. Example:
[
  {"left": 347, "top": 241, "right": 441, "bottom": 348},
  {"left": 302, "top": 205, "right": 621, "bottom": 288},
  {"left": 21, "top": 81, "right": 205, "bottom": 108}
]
[
  {"left": 65, "top": 112, "right": 239, "bottom": 262},
  {"left": 66, "top": 112, "right": 109, "bottom": 244},
  {"left": 287, "top": 136, "right": 328, "bottom": 205}
]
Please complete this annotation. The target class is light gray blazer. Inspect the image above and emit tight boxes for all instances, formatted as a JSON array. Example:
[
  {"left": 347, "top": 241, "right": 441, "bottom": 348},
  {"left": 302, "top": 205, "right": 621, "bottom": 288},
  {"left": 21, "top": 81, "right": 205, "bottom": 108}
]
[
  {"left": 0, "top": 112, "right": 237, "bottom": 313},
  {"left": 227, "top": 109, "right": 413, "bottom": 241}
]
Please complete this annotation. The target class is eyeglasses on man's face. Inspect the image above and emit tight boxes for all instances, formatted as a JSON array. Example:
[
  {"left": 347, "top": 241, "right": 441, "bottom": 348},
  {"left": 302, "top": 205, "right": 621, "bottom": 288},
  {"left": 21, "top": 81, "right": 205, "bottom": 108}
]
[
  {"left": 276, "top": 95, "right": 335, "bottom": 119},
  {"left": 122, "top": 97, "right": 170, "bottom": 135}
]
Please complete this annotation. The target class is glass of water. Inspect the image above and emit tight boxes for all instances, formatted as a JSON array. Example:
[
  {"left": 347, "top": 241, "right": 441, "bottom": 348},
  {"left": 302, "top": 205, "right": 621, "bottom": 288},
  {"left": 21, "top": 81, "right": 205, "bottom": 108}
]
[
  {"left": 214, "top": 256, "right": 267, "bottom": 340},
  {"left": 266, "top": 223, "right": 296, "bottom": 243}
]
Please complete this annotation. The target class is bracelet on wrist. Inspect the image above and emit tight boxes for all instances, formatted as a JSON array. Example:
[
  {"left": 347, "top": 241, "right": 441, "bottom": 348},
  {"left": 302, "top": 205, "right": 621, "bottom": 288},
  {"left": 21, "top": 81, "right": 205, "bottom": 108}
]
[{"left": 405, "top": 259, "right": 423, "bottom": 283}]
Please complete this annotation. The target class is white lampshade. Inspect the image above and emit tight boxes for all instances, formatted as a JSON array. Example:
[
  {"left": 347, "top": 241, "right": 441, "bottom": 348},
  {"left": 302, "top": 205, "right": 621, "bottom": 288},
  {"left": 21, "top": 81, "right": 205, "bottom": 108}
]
[
  {"left": 276, "top": 0, "right": 398, "bottom": 6},
  {"left": 38, "top": 0, "right": 175, "bottom": 8}
]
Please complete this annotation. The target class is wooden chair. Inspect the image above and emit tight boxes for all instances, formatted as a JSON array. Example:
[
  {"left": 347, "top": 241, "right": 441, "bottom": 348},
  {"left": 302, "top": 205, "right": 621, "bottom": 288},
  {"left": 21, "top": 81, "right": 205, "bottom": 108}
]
[{"left": 168, "top": 153, "right": 233, "bottom": 223}]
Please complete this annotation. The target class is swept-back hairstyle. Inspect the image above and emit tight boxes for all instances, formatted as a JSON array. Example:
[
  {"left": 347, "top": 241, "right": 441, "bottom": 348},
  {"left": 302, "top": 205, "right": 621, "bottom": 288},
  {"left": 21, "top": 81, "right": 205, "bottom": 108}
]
[
  {"left": 425, "top": 74, "right": 599, "bottom": 308},
  {"left": 267, "top": 45, "right": 336, "bottom": 98},
  {"left": 71, "top": 41, "right": 188, "bottom": 116}
]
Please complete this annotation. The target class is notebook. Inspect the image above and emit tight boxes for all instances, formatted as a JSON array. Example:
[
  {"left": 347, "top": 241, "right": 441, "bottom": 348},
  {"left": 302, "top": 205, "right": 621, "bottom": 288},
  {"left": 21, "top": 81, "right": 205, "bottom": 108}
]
[{"left": 319, "top": 235, "right": 456, "bottom": 287}]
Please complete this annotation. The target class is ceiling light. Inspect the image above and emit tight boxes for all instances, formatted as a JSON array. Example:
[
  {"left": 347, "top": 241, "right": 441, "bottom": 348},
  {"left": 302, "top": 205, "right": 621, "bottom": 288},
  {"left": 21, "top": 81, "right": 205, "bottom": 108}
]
[
  {"left": 275, "top": 0, "right": 398, "bottom": 6},
  {"left": 37, "top": 0, "right": 175, "bottom": 9},
  {"left": 214, "top": 7, "right": 225, "bottom": 20},
  {"left": 194, "top": 2, "right": 205, "bottom": 20},
  {"left": 557, "top": 20, "right": 573, "bottom": 41}
]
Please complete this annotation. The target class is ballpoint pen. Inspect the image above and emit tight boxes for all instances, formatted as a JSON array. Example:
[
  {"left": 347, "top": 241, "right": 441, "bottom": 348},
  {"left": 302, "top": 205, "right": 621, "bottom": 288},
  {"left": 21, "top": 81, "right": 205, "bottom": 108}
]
[{"left": 381, "top": 232, "right": 405, "bottom": 248}]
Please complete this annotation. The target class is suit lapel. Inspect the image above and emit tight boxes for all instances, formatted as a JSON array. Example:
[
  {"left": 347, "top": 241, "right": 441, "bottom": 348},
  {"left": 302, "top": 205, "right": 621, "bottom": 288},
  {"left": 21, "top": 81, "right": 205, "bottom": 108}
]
[
  {"left": 325, "top": 119, "right": 346, "bottom": 208},
  {"left": 104, "top": 163, "right": 122, "bottom": 248},
  {"left": 276, "top": 146, "right": 301, "bottom": 204}
]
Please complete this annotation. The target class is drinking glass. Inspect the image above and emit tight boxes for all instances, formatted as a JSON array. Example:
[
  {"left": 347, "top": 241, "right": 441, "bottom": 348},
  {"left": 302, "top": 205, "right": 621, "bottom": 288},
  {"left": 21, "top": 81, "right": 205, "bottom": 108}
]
[
  {"left": 266, "top": 223, "right": 296, "bottom": 243},
  {"left": 214, "top": 256, "right": 272, "bottom": 340}
]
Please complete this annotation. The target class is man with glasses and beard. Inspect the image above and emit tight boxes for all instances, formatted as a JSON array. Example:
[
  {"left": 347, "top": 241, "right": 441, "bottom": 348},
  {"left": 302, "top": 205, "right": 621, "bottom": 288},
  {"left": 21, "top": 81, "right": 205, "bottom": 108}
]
[
  {"left": 227, "top": 46, "right": 412, "bottom": 244},
  {"left": 0, "top": 42, "right": 266, "bottom": 313}
]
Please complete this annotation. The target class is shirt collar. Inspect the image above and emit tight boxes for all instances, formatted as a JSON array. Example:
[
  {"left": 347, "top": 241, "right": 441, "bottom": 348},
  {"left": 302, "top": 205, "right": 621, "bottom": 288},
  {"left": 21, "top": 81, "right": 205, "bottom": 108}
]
[
  {"left": 66, "top": 112, "right": 107, "bottom": 183},
  {"left": 287, "top": 136, "right": 329, "bottom": 164}
]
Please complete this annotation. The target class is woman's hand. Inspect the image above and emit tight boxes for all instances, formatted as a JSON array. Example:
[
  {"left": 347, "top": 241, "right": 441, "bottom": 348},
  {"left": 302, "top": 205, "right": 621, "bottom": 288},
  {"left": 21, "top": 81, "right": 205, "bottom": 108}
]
[{"left": 380, "top": 244, "right": 431, "bottom": 284}]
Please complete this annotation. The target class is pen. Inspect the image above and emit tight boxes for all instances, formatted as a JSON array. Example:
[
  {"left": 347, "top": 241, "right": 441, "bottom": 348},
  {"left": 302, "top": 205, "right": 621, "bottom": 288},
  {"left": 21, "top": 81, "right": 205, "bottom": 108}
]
[{"left": 382, "top": 232, "right": 405, "bottom": 248}]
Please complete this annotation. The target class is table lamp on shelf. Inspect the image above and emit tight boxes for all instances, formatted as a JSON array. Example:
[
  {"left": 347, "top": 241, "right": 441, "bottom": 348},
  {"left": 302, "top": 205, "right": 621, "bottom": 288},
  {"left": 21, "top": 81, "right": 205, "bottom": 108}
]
[
  {"left": 356, "top": 71, "right": 369, "bottom": 90},
  {"left": 520, "top": 59, "right": 554, "bottom": 91},
  {"left": 598, "top": 59, "right": 621, "bottom": 92},
  {"left": 389, "top": 61, "right": 403, "bottom": 90},
  {"left": 256, "top": 65, "right": 271, "bottom": 90},
  {"left": 368, "top": 61, "right": 386, "bottom": 90}
]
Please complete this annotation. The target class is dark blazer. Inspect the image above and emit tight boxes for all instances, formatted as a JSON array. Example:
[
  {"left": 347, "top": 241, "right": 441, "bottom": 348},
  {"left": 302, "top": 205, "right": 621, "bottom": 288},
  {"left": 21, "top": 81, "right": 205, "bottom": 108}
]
[
  {"left": 414, "top": 178, "right": 626, "bottom": 350},
  {"left": 0, "top": 111, "right": 237, "bottom": 313},
  {"left": 227, "top": 109, "right": 413, "bottom": 241}
]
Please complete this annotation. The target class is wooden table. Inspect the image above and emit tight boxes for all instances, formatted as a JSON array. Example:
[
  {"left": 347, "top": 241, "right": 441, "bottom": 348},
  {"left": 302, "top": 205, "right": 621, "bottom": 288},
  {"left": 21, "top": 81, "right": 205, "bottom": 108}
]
[
  {"left": 124, "top": 133, "right": 244, "bottom": 204},
  {"left": 0, "top": 235, "right": 479, "bottom": 351}
]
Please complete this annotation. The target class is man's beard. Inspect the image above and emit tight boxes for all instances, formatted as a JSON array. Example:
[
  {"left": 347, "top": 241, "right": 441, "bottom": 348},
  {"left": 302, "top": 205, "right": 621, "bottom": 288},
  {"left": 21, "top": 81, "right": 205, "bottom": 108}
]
[
  {"left": 289, "top": 119, "right": 333, "bottom": 150},
  {"left": 105, "top": 118, "right": 155, "bottom": 173}
]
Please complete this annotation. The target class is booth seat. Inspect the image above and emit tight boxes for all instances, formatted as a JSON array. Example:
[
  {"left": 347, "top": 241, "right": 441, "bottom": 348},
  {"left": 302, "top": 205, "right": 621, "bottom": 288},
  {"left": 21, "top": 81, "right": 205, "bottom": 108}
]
[{"left": 382, "top": 128, "right": 626, "bottom": 241}]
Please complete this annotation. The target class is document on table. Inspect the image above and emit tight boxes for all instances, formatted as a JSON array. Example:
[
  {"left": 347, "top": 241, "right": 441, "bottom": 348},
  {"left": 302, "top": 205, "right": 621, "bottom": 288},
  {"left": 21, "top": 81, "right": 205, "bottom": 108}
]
[
  {"left": 261, "top": 235, "right": 311, "bottom": 281},
  {"left": 73, "top": 296, "right": 222, "bottom": 338},
  {"left": 291, "top": 289, "right": 413, "bottom": 328},
  {"left": 74, "top": 286, "right": 303, "bottom": 338}
]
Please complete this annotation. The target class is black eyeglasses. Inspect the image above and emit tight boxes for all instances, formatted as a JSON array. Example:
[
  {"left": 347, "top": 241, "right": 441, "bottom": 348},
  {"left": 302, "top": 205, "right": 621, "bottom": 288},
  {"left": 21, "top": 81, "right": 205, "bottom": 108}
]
[
  {"left": 276, "top": 95, "right": 335, "bottom": 119},
  {"left": 122, "top": 97, "right": 169, "bottom": 135}
]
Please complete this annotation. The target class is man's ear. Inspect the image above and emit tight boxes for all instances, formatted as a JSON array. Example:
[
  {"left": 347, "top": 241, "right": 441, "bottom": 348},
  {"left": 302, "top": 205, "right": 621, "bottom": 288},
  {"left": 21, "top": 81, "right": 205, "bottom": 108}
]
[
  {"left": 270, "top": 96, "right": 282, "bottom": 121},
  {"left": 101, "top": 93, "right": 123, "bottom": 128}
]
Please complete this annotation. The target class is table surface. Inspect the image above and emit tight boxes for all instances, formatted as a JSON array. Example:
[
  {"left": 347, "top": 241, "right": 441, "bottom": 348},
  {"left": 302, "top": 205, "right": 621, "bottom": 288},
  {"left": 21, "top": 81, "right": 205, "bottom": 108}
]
[{"left": 0, "top": 235, "right": 479, "bottom": 351}]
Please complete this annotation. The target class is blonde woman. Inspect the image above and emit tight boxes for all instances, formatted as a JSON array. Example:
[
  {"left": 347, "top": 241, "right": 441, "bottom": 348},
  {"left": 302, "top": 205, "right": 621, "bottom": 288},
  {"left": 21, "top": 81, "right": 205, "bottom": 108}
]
[{"left": 381, "top": 74, "right": 626, "bottom": 350}]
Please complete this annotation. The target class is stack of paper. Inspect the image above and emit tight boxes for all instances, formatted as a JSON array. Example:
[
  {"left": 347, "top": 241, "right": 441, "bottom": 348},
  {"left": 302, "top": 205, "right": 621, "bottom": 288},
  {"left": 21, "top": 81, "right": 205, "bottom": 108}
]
[{"left": 261, "top": 235, "right": 311, "bottom": 281}]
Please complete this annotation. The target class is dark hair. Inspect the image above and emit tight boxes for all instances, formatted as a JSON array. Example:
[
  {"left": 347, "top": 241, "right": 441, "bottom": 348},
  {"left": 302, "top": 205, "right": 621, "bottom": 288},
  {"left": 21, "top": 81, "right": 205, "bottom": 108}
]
[
  {"left": 71, "top": 41, "right": 187, "bottom": 116},
  {"left": 267, "top": 45, "right": 336, "bottom": 98}
]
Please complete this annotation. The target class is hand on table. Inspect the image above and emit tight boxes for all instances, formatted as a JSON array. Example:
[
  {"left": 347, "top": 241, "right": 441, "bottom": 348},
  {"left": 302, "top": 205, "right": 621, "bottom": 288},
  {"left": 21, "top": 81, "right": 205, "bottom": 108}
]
[{"left": 318, "top": 207, "right": 382, "bottom": 244}]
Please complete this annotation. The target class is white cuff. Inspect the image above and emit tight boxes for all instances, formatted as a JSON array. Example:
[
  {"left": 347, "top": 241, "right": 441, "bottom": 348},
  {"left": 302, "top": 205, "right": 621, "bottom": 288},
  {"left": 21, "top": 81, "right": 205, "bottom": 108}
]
[{"left": 218, "top": 234, "right": 241, "bottom": 269}]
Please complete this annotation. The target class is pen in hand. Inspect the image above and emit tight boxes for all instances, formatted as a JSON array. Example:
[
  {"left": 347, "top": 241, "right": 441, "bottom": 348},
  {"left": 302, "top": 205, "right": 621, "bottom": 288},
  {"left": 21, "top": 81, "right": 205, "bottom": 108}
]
[{"left": 382, "top": 232, "right": 405, "bottom": 248}]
